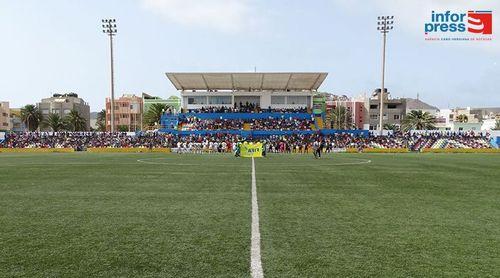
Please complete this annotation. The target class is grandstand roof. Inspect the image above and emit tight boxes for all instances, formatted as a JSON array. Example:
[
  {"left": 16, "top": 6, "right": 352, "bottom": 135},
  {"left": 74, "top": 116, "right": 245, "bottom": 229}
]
[{"left": 165, "top": 72, "right": 328, "bottom": 91}]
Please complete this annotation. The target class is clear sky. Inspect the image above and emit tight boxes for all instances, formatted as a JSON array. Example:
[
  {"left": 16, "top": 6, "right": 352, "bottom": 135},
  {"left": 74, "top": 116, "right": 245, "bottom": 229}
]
[{"left": 0, "top": 0, "right": 498, "bottom": 111}]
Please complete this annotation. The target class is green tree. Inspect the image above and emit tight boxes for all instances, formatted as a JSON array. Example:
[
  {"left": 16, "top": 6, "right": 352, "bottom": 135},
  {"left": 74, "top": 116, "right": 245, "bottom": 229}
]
[
  {"left": 383, "top": 123, "right": 399, "bottom": 132},
  {"left": 493, "top": 119, "right": 500, "bottom": 130},
  {"left": 456, "top": 114, "right": 469, "bottom": 123},
  {"left": 65, "top": 109, "right": 87, "bottom": 131},
  {"left": 43, "top": 113, "right": 67, "bottom": 132},
  {"left": 143, "top": 103, "right": 172, "bottom": 127},
  {"left": 329, "top": 106, "right": 354, "bottom": 129},
  {"left": 20, "top": 104, "right": 43, "bottom": 131},
  {"left": 96, "top": 109, "right": 106, "bottom": 131},
  {"left": 117, "top": 125, "right": 129, "bottom": 132},
  {"left": 401, "top": 110, "right": 436, "bottom": 131}
]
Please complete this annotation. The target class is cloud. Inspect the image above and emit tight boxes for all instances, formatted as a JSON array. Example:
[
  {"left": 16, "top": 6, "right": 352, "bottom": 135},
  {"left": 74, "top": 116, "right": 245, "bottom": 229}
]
[{"left": 142, "top": 0, "right": 256, "bottom": 32}]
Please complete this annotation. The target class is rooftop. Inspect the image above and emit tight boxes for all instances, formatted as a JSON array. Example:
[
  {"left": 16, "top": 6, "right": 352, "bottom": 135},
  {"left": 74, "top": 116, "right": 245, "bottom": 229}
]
[
  {"left": 404, "top": 98, "right": 439, "bottom": 111},
  {"left": 165, "top": 72, "right": 328, "bottom": 91}
]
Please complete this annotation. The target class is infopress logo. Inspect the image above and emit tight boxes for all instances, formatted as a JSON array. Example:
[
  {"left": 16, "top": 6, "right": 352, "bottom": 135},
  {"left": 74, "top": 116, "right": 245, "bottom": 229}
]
[
  {"left": 468, "top": 11, "right": 493, "bottom": 34},
  {"left": 424, "top": 10, "right": 492, "bottom": 41}
]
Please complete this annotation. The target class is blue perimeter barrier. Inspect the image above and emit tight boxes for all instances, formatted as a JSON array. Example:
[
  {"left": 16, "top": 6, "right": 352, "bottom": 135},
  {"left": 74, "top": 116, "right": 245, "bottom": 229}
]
[
  {"left": 493, "top": 137, "right": 500, "bottom": 148},
  {"left": 159, "top": 129, "right": 369, "bottom": 137}
]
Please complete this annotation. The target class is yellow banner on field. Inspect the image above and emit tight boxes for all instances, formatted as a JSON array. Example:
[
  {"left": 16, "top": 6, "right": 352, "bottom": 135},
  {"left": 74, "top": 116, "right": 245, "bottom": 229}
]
[{"left": 240, "top": 142, "right": 263, "bottom": 158}]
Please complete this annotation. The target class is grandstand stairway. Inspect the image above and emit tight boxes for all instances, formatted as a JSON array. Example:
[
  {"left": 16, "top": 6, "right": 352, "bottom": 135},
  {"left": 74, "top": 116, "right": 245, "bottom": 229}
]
[
  {"left": 160, "top": 115, "right": 179, "bottom": 131},
  {"left": 315, "top": 116, "right": 324, "bottom": 130},
  {"left": 243, "top": 123, "right": 252, "bottom": 130},
  {"left": 411, "top": 137, "right": 436, "bottom": 151},
  {"left": 491, "top": 138, "right": 499, "bottom": 148}
]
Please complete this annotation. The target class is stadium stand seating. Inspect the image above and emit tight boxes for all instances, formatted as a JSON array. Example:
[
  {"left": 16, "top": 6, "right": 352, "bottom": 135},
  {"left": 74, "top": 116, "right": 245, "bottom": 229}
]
[
  {"left": 1, "top": 131, "right": 494, "bottom": 153},
  {"left": 0, "top": 110, "right": 496, "bottom": 153}
]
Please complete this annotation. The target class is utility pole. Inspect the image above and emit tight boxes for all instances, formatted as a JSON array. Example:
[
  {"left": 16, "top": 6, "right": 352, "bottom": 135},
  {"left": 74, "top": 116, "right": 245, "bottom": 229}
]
[
  {"left": 102, "top": 19, "right": 117, "bottom": 132},
  {"left": 377, "top": 16, "right": 394, "bottom": 135}
]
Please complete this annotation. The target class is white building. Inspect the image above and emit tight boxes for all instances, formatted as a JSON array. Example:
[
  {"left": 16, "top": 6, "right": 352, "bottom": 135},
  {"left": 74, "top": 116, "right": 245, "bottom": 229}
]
[
  {"left": 165, "top": 72, "right": 328, "bottom": 110},
  {"left": 435, "top": 108, "right": 483, "bottom": 131}
]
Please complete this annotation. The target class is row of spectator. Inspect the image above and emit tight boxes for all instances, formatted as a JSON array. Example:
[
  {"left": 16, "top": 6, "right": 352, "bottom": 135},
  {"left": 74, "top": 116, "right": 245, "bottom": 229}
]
[
  {"left": 180, "top": 116, "right": 314, "bottom": 131},
  {"left": 1, "top": 131, "right": 493, "bottom": 151},
  {"left": 184, "top": 105, "right": 308, "bottom": 114}
]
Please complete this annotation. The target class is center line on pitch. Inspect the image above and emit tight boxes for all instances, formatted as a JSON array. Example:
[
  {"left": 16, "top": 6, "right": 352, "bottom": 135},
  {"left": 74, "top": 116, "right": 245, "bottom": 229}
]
[{"left": 251, "top": 157, "right": 264, "bottom": 278}]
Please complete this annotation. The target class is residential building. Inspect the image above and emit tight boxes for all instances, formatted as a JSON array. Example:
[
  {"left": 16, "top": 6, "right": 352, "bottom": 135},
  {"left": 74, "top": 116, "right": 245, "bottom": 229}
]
[
  {"left": 37, "top": 93, "right": 90, "bottom": 131},
  {"left": 325, "top": 95, "right": 366, "bottom": 129},
  {"left": 0, "top": 102, "right": 12, "bottom": 131},
  {"left": 105, "top": 94, "right": 143, "bottom": 132},
  {"left": 367, "top": 89, "right": 441, "bottom": 130},
  {"left": 435, "top": 109, "right": 453, "bottom": 130},
  {"left": 9, "top": 108, "right": 25, "bottom": 132},
  {"left": 470, "top": 107, "right": 500, "bottom": 121},
  {"left": 451, "top": 107, "right": 480, "bottom": 123},
  {"left": 368, "top": 89, "right": 406, "bottom": 130},
  {"left": 436, "top": 108, "right": 486, "bottom": 131}
]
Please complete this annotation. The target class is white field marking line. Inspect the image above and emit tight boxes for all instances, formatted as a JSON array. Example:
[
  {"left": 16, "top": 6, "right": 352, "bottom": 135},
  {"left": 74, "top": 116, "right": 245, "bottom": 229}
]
[{"left": 251, "top": 157, "right": 264, "bottom": 278}]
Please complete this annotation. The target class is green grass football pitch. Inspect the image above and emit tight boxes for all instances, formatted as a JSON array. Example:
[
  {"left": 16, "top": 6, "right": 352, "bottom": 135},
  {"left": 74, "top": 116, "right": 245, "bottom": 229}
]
[{"left": 1, "top": 152, "right": 499, "bottom": 277}]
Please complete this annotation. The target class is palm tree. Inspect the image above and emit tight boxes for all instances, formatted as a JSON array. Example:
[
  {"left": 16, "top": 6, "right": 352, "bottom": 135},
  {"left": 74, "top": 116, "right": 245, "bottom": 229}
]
[
  {"left": 96, "top": 109, "right": 106, "bottom": 131},
  {"left": 329, "top": 106, "right": 354, "bottom": 129},
  {"left": 117, "top": 125, "right": 129, "bottom": 132},
  {"left": 493, "top": 119, "right": 500, "bottom": 130},
  {"left": 143, "top": 103, "right": 172, "bottom": 127},
  {"left": 65, "top": 109, "right": 87, "bottom": 131},
  {"left": 456, "top": 114, "right": 468, "bottom": 123},
  {"left": 383, "top": 123, "right": 399, "bottom": 132},
  {"left": 43, "top": 113, "right": 67, "bottom": 132},
  {"left": 20, "top": 104, "right": 43, "bottom": 131},
  {"left": 401, "top": 110, "right": 436, "bottom": 131}
]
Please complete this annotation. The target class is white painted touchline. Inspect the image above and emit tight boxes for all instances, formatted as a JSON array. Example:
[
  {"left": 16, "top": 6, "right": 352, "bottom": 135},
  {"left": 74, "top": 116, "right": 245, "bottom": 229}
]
[{"left": 251, "top": 157, "right": 264, "bottom": 278}]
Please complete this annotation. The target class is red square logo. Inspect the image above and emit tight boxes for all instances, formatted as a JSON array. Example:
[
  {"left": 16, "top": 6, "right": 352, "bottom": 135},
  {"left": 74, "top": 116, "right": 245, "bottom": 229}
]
[{"left": 468, "top": 11, "right": 493, "bottom": 34}]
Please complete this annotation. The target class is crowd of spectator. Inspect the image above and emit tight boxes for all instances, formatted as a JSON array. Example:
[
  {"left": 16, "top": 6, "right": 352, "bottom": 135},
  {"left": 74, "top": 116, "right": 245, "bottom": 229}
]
[
  {"left": 179, "top": 116, "right": 314, "bottom": 131},
  {"left": 185, "top": 105, "right": 308, "bottom": 114},
  {"left": 180, "top": 117, "right": 244, "bottom": 131},
  {"left": 0, "top": 131, "right": 493, "bottom": 152},
  {"left": 250, "top": 118, "right": 313, "bottom": 131},
  {"left": 0, "top": 132, "right": 173, "bottom": 149}
]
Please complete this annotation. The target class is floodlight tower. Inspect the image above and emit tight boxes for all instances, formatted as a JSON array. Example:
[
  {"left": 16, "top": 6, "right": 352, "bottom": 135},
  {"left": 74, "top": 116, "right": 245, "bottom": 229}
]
[
  {"left": 377, "top": 16, "right": 394, "bottom": 135},
  {"left": 102, "top": 19, "right": 117, "bottom": 132}
]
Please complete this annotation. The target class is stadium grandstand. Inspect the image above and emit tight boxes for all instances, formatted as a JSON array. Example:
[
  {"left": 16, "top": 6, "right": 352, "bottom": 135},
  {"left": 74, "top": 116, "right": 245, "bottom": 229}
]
[
  {"left": 166, "top": 72, "right": 326, "bottom": 110},
  {"left": 0, "top": 72, "right": 498, "bottom": 153},
  {"left": 162, "top": 72, "right": 327, "bottom": 136},
  {"left": 0, "top": 131, "right": 494, "bottom": 151}
]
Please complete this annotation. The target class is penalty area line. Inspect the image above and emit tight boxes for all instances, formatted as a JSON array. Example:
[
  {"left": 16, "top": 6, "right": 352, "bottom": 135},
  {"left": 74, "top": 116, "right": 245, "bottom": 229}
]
[{"left": 251, "top": 157, "right": 264, "bottom": 278}]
